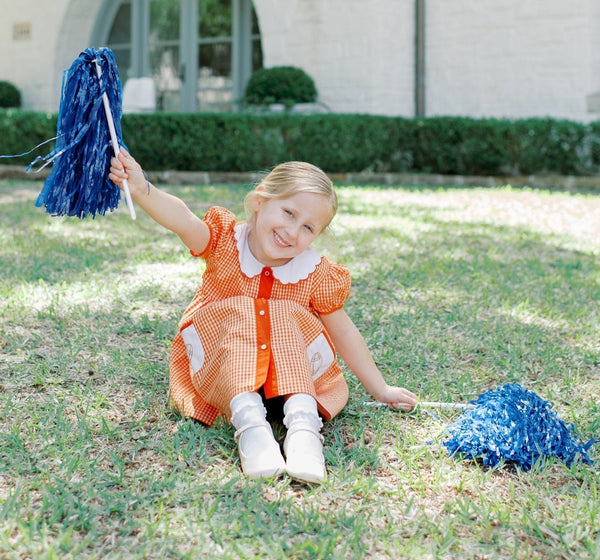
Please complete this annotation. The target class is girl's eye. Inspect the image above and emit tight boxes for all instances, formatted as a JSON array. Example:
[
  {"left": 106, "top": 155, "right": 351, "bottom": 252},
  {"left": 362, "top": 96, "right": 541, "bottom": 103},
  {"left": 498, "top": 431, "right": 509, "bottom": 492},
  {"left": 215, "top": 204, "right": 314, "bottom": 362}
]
[
  {"left": 284, "top": 209, "right": 293, "bottom": 216},
  {"left": 304, "top": 224, "right": 313, "bottom": 233}
]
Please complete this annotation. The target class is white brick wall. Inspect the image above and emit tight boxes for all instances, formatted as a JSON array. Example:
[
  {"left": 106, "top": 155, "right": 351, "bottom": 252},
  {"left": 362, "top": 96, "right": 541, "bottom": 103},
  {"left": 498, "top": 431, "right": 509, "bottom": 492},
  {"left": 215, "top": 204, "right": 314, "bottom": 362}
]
[
  {"left": 589, "top": 0, "right": 600, "bottom": 103},
  {"left": 425, "top": 0, "right": 598, "bottom": 120},
  {"left": 253, "top": 0, "right": 415, "bottom": 115},
  {"left": 0, "top": 0, "right": 67, "bottom": 111},
  {"left": 0, "top": 0, "right": 598, "bottom": 120},
  {"left": 0, "top": 0, "right": 101, "bottom": 112},
  {"left": 254, "top": 0, "right": 600, "bottom": 120}
]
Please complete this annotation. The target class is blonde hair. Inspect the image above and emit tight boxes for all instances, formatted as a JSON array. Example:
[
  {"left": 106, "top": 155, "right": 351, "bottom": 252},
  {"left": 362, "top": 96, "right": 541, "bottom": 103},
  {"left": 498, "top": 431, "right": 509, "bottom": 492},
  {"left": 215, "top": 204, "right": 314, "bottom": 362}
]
[{"left": 244, "top": 161, "right": 338, "bottom": 229}]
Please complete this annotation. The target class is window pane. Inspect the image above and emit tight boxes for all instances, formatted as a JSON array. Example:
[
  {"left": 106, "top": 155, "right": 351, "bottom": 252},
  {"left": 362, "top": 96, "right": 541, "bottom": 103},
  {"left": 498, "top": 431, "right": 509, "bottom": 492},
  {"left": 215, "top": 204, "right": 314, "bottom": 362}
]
[
  {"left": 197, "top": 1, "right": 232, "bottom": 111},
  {"left": 112, "top": 48, "right": 132, "bottom": 78},
  {"left": 151, "top": 46, "right": 181, "bottom": 111},
  {"left": 199, "top": 0, "right": 231, "bottom": 38},
  {"left": 106, "top": 2, "right": 132, "bottom": 79},
  {"left": 150, "top": 0, "right": 180, "bottom": 110},
  {"left": 251, "top": 5, "right": 263, "bottom": 70},
  {"left": 251, "top": 4, "right": 260, "bottom": 35},
  {"left": 150, "top": 0, "right": 180, "bottom": 41},
  {"left": 252, "top": 37, "right": 262, "bottom": 72},
  {"left": 197, "top": 78, "right": 232, "bottom": 112},
  {"left": 107, "top": 3, "right": 131, "bottom": 44},
  {"left": 198, "top": 41, "right": 232, "bottom": 111},
  {"left": 199, "top": 39, "right": 231, "bottom": 77}
]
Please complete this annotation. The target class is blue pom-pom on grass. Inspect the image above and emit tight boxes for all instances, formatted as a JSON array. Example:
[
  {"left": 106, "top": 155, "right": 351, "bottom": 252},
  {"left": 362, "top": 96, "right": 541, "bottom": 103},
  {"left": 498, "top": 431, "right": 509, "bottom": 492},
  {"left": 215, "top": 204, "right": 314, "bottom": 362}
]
[
  {"left": 442, "top": 384, "right": 595, "bottom": 471},
  {"left": 33, "top": 47, "right": 125, "bottom": 219}
]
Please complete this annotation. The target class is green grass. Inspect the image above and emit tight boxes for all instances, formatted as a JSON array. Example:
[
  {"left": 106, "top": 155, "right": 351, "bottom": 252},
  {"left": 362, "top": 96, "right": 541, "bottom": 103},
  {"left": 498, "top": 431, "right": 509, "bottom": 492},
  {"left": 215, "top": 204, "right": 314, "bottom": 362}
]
[{"left": 0, "top": 180, "right": 598, "bottom": 559}]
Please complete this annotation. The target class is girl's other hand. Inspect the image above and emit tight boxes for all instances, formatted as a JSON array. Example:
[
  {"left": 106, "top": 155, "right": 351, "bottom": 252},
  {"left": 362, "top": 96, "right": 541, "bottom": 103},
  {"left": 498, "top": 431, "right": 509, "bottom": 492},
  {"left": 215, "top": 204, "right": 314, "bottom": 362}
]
[{"left": 378, "top": 385, "right": 418, "bottom": 412}]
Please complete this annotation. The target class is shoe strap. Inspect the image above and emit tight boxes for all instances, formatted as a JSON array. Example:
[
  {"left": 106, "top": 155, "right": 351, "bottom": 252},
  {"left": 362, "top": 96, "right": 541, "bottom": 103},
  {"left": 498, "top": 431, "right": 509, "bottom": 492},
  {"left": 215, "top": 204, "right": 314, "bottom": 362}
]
[
  {"left": 234, "top": 421, "right": 271, "bottom": 443},
  {"left": 285, "top": 424, "right": 324, "bottom": 444}
]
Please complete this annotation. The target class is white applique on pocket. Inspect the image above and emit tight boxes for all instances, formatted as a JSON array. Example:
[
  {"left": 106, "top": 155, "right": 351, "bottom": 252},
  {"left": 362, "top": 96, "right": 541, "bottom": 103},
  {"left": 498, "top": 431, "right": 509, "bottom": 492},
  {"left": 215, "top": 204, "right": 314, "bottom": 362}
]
[
  {"left": 181, "top": 323, "right": 205, "bottom": 373},
  {"left": 307, "top": 332, "right": 335, "bottom": 380}
]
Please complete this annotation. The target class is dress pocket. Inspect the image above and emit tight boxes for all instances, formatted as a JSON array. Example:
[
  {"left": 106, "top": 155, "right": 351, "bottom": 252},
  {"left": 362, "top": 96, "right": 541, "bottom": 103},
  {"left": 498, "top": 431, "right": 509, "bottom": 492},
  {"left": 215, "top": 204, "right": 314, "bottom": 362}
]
[
  {"left": 180, "top": 323, "right": 205, "bottom": 374},
  {"left": 307, "top": 332, "right": 335, "bottom": 381}
]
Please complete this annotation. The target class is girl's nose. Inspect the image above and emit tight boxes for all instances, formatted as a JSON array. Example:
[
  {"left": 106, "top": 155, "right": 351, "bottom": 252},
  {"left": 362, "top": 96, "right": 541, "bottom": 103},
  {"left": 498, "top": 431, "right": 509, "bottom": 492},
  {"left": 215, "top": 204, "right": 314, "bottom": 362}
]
[{"left": 285, "top": 223, "right": 301, "bottom": 241}]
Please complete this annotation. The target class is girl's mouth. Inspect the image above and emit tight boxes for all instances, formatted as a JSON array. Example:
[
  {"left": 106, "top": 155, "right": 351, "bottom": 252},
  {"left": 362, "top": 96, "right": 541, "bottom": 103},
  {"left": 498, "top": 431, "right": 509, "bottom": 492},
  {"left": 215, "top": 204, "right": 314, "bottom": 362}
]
[{"left": 273, "top": 231, "right": 290, "bottom": 248}]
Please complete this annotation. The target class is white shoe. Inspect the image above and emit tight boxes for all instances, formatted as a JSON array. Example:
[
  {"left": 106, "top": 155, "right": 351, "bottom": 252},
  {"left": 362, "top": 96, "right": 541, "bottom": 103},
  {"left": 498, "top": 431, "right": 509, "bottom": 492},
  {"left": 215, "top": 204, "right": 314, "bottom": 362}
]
[
  {"left": 283, "top": 394, "right": 326, "bottom": 484},
  {"left": 230, "top": 392, "right": 285, "bottom": 479}
]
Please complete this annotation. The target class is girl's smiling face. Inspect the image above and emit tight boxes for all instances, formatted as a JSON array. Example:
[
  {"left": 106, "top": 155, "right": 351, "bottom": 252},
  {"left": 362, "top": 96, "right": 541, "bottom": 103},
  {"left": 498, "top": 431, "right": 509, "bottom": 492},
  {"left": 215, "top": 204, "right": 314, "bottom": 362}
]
[{"left": 248, "top": 191, "right": 333, "bottom": 267}]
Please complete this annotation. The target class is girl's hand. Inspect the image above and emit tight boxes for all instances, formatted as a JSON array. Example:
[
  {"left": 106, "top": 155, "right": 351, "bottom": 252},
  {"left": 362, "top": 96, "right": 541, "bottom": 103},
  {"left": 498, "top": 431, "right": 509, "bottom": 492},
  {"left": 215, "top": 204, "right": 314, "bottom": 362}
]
[
  {"left": 377, "top": 385, "right": 418, "bottom": 412},
  {"left": 109, "top": 149, "right": 148, "bottom": 199},
  {"left": 108, "top": 148, "right": 210, "bottom": 254}
]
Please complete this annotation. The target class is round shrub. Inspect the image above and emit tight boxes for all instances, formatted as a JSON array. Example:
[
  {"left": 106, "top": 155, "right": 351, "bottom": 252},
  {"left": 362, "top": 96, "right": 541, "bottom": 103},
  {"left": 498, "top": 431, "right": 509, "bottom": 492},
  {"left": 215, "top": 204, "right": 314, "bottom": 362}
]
[
  {"left": 0, "top": 81, "right": 21, "bottom": 108},
  {"left": 244, "top": 66, "right": 317, "bottom": 107}
]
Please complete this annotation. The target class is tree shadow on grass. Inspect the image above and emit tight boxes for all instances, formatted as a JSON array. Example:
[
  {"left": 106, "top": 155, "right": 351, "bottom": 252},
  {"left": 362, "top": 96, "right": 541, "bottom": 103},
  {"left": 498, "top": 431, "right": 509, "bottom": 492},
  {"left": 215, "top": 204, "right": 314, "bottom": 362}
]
[
  {"left": 336, "top": 203, "right": 599, "bottom": 417},
  {"left": 0, "top": 215, "right": 181, "bottom": 287},
  {"left": 1, "top": 184, "right": 598, "bottom": 557},
  {"left": 3, "top": 185, "right": 598, "bottom": 401},
  {"left": 2, "top": 183, "right": 598, "bottom": 454},
  {"left": 0, "top": 181, "right": 248, "bottom": 287}
]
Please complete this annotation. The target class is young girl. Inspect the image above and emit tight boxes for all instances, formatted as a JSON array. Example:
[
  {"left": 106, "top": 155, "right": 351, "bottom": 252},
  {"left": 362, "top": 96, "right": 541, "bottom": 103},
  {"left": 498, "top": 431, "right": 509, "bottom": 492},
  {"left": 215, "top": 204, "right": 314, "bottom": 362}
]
[{"left": 109, "top": 152, "right": 417, "bottom": 483}]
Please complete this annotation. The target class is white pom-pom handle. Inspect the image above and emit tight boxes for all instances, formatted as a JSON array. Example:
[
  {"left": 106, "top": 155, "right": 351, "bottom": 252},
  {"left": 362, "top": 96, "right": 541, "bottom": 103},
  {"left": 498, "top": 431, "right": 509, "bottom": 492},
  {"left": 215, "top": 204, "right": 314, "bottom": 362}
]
[
  {"left": 94, "top": 59, "right": 136, "bottom": 220},
  {"left": 419, "top": 401, "right": 474, "bottom": 410},
  {"left": 366, "top": 400, "right": 475, "bottom": 410}
]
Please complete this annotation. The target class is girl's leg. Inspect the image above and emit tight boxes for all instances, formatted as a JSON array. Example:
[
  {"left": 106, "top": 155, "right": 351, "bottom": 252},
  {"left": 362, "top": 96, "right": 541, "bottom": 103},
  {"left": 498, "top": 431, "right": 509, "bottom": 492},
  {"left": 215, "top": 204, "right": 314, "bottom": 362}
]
[
  {"left": 230, "top": 391, "right": 285, "bottom": 479},
  {"left": 283, "top": 393, "right": 326, "bottom": 483}
]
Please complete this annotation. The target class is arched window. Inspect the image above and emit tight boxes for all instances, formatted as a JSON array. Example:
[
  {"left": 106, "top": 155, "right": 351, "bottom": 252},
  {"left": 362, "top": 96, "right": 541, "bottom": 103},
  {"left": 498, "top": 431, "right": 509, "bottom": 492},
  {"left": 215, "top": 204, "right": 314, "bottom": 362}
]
[{"left": 93, "top": 0, "right": 262, "bottom": 112}]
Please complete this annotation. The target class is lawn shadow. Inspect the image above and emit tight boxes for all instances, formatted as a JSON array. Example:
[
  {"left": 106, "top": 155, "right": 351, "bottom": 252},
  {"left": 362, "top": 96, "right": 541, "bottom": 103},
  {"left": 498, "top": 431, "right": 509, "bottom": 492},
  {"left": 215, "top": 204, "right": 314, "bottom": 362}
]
[
  {"left": 337, "top": 201, "right": 599, "bottom": 420},
  {"left": 0, "top": 181, "right": 247, "bottom": 287}
]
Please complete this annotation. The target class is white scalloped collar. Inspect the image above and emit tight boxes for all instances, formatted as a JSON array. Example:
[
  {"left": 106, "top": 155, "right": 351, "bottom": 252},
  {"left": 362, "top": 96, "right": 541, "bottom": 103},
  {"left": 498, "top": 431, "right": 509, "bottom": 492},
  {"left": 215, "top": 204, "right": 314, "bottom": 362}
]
[{"left": 234, "top": 223, "right": 321, "bottom": 284}]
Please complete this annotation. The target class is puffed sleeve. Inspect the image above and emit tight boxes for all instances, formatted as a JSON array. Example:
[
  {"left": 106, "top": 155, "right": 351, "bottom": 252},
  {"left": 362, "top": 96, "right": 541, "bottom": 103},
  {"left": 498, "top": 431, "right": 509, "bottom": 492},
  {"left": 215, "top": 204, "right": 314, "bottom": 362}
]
[
  {"left": 190, "top": 206, "right": 236, "bottom": 258},
  {"left": 311, "top": 259, "right": 352, "bottom": 315}
]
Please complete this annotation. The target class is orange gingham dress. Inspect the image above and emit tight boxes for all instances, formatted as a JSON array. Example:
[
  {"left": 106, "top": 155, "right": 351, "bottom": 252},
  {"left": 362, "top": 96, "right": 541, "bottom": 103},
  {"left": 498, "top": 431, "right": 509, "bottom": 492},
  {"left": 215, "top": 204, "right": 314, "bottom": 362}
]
[{"left": 169, "top": 206, "right": 351, "bottom": 425}]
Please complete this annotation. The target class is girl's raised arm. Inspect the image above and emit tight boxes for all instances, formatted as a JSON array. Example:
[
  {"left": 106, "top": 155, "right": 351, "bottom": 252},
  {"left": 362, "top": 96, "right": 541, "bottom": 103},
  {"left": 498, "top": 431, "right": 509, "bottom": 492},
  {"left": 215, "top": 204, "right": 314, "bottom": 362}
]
[
  {"left": 320, "top": 308, "right": 417, "bottom": 411},
  {"left": 109, "top": 150, "right": 209, "bottom": 255}
]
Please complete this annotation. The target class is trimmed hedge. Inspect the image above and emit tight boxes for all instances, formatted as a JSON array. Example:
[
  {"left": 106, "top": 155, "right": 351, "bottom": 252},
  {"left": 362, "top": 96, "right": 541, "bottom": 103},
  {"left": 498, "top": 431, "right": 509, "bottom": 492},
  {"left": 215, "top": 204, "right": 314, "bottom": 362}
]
[
  {"left": 2, "top": 109, "right": 600, "bottom": 176},
  {"left": 244, "top": 66, "right": 318, "bottom": 107},
  {"left": 0, "top": 81, "right": 21, "bottom": 108},
  {"left": 0, "top": 110, "right": 57, "bottom": 165}
]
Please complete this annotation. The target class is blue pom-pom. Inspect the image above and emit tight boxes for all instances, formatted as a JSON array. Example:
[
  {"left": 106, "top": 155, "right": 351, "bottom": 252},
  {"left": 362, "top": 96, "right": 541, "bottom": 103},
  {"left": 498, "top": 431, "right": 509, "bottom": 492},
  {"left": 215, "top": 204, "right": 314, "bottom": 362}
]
[
  {"left": 33, "top": 47, "right": 125, "bottom": 218},
  {"left": 442, "top": 384, "right": 594, "bottom": 471}
]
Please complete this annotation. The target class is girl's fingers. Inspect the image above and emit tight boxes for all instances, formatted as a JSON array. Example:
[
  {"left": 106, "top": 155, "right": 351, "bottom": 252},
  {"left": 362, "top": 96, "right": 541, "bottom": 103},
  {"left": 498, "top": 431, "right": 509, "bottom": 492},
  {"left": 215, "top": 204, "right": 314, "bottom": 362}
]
[
  {"left": 110, "top": 158, "right": 123, "bottom": 174},
  {"left": 389, "top": 401, "right": 415, "bottom": 412}
]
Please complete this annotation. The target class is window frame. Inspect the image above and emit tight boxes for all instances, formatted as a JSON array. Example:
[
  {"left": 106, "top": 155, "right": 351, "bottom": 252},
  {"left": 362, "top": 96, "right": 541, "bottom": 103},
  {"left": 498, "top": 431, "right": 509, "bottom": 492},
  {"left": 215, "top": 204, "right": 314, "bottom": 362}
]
[{"left": 91, "top": 0, "right": 258, "bottom": 112}]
